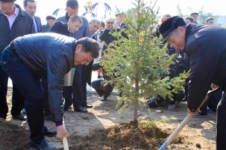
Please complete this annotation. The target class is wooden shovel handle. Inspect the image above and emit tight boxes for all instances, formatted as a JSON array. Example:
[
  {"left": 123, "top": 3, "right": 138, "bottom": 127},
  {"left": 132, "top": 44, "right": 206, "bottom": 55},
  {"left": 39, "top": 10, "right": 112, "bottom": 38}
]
[
  {"left": 159, "top": 88, "right": 219, "bottom": 150},
  {"left": 63, "top": 137, "right": 69, "bottom": 150}
]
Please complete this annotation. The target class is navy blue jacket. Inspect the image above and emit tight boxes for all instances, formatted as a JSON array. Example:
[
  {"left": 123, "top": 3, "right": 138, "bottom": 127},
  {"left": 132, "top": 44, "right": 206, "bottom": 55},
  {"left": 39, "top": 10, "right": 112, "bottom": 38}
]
[
  {"left": 184, "top": 24, "right": 226, "bottom": 111},
  {"left": 13, "top": 33, "right": 76, "bottom": 121}
]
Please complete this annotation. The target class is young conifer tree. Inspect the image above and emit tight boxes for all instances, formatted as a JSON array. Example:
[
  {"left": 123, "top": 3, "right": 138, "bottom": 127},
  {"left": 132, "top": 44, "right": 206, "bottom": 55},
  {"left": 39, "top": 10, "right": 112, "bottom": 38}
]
[{"left": 101, "top": 0, "right": 188, "bottom": 122}]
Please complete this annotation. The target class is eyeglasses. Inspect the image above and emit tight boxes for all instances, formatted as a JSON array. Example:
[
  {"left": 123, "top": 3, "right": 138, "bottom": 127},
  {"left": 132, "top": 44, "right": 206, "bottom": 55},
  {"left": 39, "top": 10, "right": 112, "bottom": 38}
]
[{"left": 107, "top": 22, "right": 114, "bottom": 24}]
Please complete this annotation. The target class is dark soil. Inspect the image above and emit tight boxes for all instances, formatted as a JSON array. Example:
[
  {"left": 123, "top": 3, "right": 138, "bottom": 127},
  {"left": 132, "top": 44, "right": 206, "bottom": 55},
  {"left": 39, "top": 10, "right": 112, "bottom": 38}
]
[
  {"left": 59, "top": 121, "right": 184, "bottom": 150},
  {"left": 0, "top": 120, "right": 184, "bottom": 150},
  {"left": 0, "top": 119, "right": 30, "bottom": 150}
]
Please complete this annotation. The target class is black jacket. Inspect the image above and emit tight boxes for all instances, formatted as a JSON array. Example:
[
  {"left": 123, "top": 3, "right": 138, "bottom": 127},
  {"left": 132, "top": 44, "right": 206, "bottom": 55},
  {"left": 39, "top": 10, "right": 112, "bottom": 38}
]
[
  {"left": 184, "top": 24, "right": 226, "bottom": 111},
  {"left": 13, "top": 33, "right": 77, "bottom": 121},
  {"left": 0, "top": 4, "right": 34, "bottom": 55},
  {"left": 50, "top": 21, "right": 70, "bottom": 36}
]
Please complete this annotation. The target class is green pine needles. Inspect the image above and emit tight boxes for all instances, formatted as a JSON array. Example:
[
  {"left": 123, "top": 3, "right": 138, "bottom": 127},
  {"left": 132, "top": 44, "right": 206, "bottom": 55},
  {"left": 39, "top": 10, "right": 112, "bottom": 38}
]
[{"left": 101, "top": 0, "right": 188, "bottom": 121}]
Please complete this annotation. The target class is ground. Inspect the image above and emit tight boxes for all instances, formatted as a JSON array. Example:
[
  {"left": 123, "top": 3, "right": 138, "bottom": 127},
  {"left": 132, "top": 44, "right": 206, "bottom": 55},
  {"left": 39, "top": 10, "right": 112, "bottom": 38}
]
[{"left": 1, "top": 87, "right": 216, "bottom": 150}]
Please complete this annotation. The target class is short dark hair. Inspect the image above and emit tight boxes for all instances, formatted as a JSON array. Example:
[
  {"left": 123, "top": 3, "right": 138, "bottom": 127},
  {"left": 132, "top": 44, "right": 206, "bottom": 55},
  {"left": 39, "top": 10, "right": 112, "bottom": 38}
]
[
  {"left": 185, "top": 17, "right": 194, "bottom": 23},
  {"left": 66, "top": 0, "right": 79, "bottom": 9},
  {"left": 24, "top": 0, "right": 36, "bottom": 7},
  {"left": 77, "top": 37, "right": 99, "bottom": 58}
]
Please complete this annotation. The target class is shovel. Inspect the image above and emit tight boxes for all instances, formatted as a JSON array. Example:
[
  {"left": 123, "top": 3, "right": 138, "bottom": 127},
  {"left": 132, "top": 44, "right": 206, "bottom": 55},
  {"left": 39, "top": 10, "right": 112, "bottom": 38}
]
[
  {"left": 62, "top": 120, "right": 69, "bottom": 150},
  {"left": 63, "top": 137, "right": 69, "bottom": 150},
  {"left": 159, "top": 88, "right": 219, "bottom": 150}
]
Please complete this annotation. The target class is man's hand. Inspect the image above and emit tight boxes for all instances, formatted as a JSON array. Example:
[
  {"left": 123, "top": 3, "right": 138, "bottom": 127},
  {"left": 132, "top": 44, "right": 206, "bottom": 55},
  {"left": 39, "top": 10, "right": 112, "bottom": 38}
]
[
  {"left": 211, "top": 83, "right": 218, "bottom": 89},
  {"left": 187, "top": 108, "right": 201, "bottom": 116},
  {"left": 56, "top": 125, "right": 69, "bottom": 141}
]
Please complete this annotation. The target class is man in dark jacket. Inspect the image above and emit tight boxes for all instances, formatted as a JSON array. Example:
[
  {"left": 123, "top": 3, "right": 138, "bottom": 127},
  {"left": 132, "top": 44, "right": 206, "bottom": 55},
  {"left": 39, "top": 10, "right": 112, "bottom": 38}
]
[
  {"left": 1, "top": 33, "right": 99, "bottom": 149},
  {"left": 55, "top": 0, "right": 93, "bottom": 113},
  {"left": 159, "top": 16, "right": 226, "bottom": 150},
  {"left": 24, "top": 0, "right": 42, "bottom": 33},
  {"left": 0, "top": 0, "right": 33, "bottom": 120},
  {"left": 50, "top": 14, "right": 83, "bottom": 36}
]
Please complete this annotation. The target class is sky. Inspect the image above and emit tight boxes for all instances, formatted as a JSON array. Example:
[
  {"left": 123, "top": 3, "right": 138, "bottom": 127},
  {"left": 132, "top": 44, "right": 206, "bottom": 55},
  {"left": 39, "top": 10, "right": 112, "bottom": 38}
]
[{"left": 15, "top": 0, "right": 225, "bottom": 24}]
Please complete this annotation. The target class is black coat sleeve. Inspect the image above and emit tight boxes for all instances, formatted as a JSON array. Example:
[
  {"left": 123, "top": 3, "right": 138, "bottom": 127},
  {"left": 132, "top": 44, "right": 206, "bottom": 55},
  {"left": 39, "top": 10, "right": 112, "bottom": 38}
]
[
  {"left": 49, "top": 22, "right": 63, "bottom": 34},
  {"left": 47, "top": 51, "right": 69, "bottom": 122},
  {"left": 186, "top": 42, "right": 219, "bottom": 112},
  {"left": 92, "top": 62, "right": 102, "bottom": 71}
]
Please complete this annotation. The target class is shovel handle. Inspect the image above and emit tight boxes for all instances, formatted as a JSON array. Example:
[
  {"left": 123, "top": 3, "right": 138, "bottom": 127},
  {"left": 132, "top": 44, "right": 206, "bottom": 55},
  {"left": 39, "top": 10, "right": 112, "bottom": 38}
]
[
  {"left": 159, "top": 88, "right": 219, "bottom": 150},
  {"left": 63, "top": 137, "right": 69, "bottom": 150}
]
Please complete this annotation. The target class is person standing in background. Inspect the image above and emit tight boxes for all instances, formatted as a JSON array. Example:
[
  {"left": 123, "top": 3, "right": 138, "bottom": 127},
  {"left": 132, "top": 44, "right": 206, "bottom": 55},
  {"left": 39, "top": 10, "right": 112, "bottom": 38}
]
[
  {"left": 55, "top": 0, "right": 92, "bottom": 113},
  {"left": 0, "top": 0, "right": 33, "bottom": 120},
  {"left": 185, "top": 17, "right": 194, "bottom": 24},
  {"left": 92, "top": 21, "right": 105, "bottom": 78},
  {"left": 115, "top": 11, "right": 127, "bottom": 29},
  {"left": 24, "top": 0, "right": 42, "bottom": 33},
  {"left": 42, "top": 15, "right": 56, "bottom": 32},
  {"left": 190, "top": 12, "right": 199, "bottom": 24},
  {"left": 205, "top": 17, "right": 214, "bottom": 25}
]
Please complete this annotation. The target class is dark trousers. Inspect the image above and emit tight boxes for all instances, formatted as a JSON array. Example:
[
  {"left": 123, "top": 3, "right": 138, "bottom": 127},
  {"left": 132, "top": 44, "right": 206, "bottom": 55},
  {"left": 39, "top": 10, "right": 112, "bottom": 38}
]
[
  {"left": 72, "top": 65, "right": 87, "bottom": 107},
  {"left": 1, "top": 46, "right": 45, "bottom": 144},
  {"left": 63, "top": 86, "right": 73, "bottom": 108},
  {"left": 42, "top": 78, "right": 73, "bottom": 111},
  {"left": 0, "top": 54, "right": 24, "bottom": 118},
  {"left": 216, "top": 91, "right": 226, "bottom": 150},
  {"left": 200, "top": 90, "right": 222, "bottom": 115},
  {"left": 91, "top": 79, "right": 113, "bottom": 97}
]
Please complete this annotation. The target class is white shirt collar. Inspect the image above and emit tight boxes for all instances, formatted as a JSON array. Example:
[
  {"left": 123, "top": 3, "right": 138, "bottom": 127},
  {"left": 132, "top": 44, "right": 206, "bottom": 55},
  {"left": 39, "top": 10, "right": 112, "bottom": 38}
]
[{"left": 3, "top": 6, "right": 19, "bottom": 17}]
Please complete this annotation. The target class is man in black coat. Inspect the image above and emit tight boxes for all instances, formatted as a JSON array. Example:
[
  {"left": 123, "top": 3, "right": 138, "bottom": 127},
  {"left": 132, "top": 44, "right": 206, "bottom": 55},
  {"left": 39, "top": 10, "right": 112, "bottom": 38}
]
[
  {"left": 0, "top": 0, "right": 33, "bottom": 120},
  {"left": 159, "top": 16, "right": 226, "bottom": 150},
  {"left": 50, "top": 14, "right": 82, "bottom": 36}
]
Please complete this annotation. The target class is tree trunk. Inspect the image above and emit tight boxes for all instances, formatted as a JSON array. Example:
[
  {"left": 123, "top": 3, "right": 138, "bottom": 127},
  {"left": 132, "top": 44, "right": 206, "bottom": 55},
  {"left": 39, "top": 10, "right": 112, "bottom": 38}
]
[{"left": 134, "top": 78, "right": 139, "bottom": 122}]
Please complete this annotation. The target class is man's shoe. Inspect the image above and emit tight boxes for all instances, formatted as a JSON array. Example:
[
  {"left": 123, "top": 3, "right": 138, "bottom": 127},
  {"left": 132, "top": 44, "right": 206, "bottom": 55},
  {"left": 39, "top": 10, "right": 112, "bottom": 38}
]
[
  {"left": 44, "top": 127, "right": 56, "bottom": 137},
  {"left": 30, "top": 138, "right": 55, "bottom": 149},
  {"left": 64, "top": 104, "right": 73, "bottom": 111},
  {"left": 22, "top": 108, "right": 27, "bottom": 114},
  {"left": 74, "top": 106, "right": 87, "bottom": 113},
  {"left": 100, "top": 96, "right": 107, "bottom": 101},
  {"left": 82, "top": 104, "right": 93, "bottom": 108},
  {"left": 146, "top": 99, "right": 157, "bottom": 108},
  {"left": 168, "top": 104, "right": 176, "bottom": 110},
  {"left": 13, "top": 113, "right": 27, "bottom": 121},
  {"left": 0, "top": 116, "right": 6, "bottom": 119},
  {"left": 194, "top": 113, "right": 208, "bottom": 118}
]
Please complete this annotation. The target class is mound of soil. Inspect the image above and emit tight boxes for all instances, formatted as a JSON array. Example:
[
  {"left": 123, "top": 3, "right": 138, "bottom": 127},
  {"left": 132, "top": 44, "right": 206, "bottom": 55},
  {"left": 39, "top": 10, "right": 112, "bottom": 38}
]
[
  {"left": 0, "top": 119, "right": 30, "bottom": 150},
  {"left": 60, "top": 121, "right": 184, "bottom": 150}
]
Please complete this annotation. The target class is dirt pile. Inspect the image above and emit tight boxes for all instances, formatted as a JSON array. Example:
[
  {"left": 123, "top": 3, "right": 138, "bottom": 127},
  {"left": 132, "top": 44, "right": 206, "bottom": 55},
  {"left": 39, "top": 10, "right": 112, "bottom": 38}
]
[
  {"left": 0, "top": 119, "right": 30, "bottom": 150},
  {"left": 60, "top": 121, "right": 184, "bottom": 150}
]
